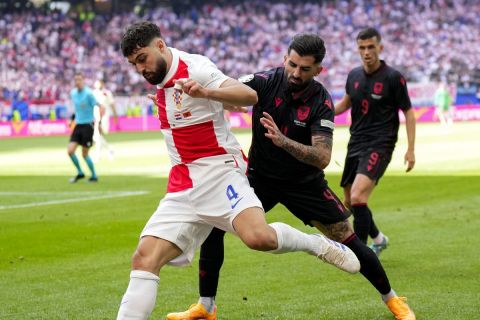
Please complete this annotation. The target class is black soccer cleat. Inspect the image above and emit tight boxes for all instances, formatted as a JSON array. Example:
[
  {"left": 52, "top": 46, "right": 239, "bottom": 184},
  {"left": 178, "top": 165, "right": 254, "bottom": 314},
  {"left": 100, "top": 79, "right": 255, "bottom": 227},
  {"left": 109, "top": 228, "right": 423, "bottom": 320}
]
[{"left": 69, "top": 173, "right": 85, "bottom": 183}]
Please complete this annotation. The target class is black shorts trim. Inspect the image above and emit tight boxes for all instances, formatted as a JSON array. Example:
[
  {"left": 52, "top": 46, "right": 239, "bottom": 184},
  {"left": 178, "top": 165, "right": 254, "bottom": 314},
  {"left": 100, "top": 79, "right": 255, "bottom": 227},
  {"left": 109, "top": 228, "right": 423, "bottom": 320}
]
[
  {"left": 340, "top": 148, "right": 392, "bottom": 187},
  {"left": 70, "top": 123, "right": 94, "bottom": 148},
  {"left": 248, "top": 175, "right": 351, "bottom": 226}
]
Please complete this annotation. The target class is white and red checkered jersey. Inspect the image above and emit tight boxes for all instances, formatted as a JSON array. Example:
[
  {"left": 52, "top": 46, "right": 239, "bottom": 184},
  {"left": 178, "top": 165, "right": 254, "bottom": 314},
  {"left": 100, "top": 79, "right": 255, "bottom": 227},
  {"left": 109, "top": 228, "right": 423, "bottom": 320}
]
[{"left": 155, "top": 48, "right": 247, "bottom": 193}]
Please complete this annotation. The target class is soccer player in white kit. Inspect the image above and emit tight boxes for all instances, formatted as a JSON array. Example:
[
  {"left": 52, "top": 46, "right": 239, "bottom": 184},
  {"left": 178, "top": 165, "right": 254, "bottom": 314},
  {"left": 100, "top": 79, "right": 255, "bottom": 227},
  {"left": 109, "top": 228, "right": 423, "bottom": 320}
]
[
  {"left": 116, "top": 21, "right": 360, "bottom": 320},
  {"left": 93, "top": 79, "right": 118, "bottom": 161}
]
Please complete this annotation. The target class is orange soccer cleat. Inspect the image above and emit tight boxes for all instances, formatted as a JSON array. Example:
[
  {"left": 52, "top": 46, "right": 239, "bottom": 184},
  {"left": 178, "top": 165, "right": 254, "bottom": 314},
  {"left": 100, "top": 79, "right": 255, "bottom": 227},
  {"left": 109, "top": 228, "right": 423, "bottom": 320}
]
[
  {"left": 166, "top": 303, "right": 217, "bottom": 320},
  {"left": 386, "top": 296, "right": 416, "bottom": 320}
]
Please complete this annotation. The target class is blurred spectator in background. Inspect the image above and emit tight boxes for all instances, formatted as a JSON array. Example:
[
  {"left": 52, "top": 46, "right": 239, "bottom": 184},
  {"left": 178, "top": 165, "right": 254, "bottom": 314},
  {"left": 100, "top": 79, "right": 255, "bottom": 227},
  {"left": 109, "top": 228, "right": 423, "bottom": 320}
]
[
  {"left": 434, "top": 81, "right": 454, "bottom": 126},
  {"left": 0, "top": 0, "right": 479, "bottom": 111},
  {"left": 93, "top": 79, "right": 117, "bottom": 161}
]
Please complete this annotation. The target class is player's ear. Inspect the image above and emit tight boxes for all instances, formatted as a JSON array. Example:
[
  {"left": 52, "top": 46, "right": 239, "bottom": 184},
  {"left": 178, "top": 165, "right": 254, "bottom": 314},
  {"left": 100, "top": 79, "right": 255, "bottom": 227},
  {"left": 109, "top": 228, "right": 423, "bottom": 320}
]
[
  {"left": 316, "top": 66, "right": 323, "bottom": 76},
  {"left": 283, "top": 55, "right": 288, "bottom": 66},
  {"left": 379, "top": 43, "right": 384, "bottom": 54},
  {"left": 155, "top": 38, "right": 166, "bottom": 52}
]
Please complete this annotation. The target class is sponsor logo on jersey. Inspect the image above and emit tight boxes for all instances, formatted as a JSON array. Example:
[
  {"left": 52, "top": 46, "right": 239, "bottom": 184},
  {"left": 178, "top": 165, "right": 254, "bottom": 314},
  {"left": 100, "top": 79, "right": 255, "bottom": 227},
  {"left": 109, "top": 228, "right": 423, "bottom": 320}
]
[
  {"left": 294, "top": 120, "right": 306, "bottom": 127},
  {"left": 371, "top": 94, "right": 382, "bottom": 100},
  {"left": 374, "top": 82, "right": 384, "bottom": 94},
  {"left": 320, "top": 119, "right": 335, "bottom": 130},
  {"left": 297, "top": 105, "right": 311, "bottom": 121},
  {"left": 238, "top": 74, "right": 254, "bottom": 83}
]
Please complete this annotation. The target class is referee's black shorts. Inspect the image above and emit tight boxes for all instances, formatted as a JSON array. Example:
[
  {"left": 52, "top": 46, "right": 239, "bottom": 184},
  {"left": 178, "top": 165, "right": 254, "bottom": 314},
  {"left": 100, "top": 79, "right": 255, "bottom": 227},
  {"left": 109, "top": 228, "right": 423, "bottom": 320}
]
[
  {"left": 70, "top": 123, "right": 94, "bottom": 148},
  {"left": 248, "top": 174, "right": 351, "bottom": 227}
]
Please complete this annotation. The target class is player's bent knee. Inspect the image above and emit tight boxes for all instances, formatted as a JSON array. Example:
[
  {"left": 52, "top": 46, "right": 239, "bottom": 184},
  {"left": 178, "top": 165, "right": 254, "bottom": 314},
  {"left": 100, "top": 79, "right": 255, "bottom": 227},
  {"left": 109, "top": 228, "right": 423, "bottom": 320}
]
[{"left": 242, "top": 231, "right": 277, "bottom": 251}]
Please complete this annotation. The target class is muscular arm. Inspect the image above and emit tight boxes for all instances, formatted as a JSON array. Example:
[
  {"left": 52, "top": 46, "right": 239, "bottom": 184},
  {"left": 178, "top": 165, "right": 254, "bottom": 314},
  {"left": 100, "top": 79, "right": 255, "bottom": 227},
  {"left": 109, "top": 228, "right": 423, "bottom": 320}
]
[
  {"left": 280, "top": 133, "right": 333, "bottom": 169},
  {"left": 403, "top": 108, "right": 416, "bottom": 172},
  {"left": 180, "top": 78, "right": 258, "bottom": 107},
  {"left": 334, "top": 94, "right": 351, "bottom": 115},
  {"left": 260, "top": 112, "right": 332, "bottom": 169}
]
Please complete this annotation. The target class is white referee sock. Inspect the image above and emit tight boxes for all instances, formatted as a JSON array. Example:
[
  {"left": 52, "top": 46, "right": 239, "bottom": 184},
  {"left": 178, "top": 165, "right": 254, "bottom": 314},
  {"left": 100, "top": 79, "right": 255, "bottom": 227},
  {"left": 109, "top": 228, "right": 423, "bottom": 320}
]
[
  {"left": 117, "top": 270, "right": 160, "bottom": 320},
  {"left": 267, "top": 222, "right": 318, "bottom": 255}
]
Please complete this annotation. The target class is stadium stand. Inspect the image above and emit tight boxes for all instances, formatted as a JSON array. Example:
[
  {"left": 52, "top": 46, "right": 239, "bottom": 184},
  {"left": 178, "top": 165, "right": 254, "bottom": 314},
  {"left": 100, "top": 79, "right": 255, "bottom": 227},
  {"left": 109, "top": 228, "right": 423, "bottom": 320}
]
[{"left": 1, "top": 0, "right": 479, "bottom": 119}]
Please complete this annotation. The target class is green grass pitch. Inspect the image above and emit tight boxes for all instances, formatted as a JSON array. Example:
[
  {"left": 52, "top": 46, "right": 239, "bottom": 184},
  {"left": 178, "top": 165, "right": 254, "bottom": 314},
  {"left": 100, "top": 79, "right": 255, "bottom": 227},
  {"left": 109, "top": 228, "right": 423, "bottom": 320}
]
[{"left": 0, "top": 122, "right": 479, "bottom": 319}]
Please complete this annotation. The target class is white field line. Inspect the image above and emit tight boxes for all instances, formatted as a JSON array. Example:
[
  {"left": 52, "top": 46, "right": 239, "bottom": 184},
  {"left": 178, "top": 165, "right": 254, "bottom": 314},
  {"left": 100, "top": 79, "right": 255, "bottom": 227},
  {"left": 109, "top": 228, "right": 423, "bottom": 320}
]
[{"left": 0, "top": 191, "right": 149, "bottom": 210}]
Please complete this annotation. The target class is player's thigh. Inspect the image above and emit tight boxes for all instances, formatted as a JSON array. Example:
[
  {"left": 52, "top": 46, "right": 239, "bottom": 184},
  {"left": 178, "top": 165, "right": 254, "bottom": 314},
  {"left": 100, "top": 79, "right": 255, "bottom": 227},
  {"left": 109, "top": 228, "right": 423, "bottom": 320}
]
[
  {"left": 142, "top": 191, "right": 214, "bottom": 267},
  {"left": 248, "top": 175, "right": 280, "bottom": 212},
  {"left": 281, "top": 179, "right": 351, "bottom": 227},
  {"left": 340, "top": 155, "right": 359, "bottom": 188},
  {"left": 133, "top": 235, "right": 183, "bottom": 274},
  {"left": 232, "top": 206, "right": 276, "bottom": 249}
]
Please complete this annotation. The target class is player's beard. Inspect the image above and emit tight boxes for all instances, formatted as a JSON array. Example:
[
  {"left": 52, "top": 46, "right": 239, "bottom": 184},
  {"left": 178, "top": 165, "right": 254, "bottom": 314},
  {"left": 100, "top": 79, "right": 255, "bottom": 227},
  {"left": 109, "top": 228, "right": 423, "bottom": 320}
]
[
  {"left": 287, "top": 75, "right": 311, "bottom": 92},
  {"left": 143, "top": 57, "right": 167, "bottom": 85}
]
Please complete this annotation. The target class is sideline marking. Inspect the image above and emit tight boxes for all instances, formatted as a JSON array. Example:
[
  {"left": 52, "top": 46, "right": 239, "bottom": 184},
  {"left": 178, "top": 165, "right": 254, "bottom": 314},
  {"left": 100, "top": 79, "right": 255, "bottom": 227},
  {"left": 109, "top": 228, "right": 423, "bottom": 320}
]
[{"left": 0, "top": 191, "right": 149, "bottom": 210}]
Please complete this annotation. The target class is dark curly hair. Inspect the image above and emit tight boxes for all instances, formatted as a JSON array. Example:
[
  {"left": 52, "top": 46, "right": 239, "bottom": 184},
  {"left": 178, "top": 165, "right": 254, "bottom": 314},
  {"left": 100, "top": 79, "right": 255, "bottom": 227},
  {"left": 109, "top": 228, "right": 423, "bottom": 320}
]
[
  {"left": 121, "top": 21, "right": 162, "bottom": 57},
  {"left": 357, "top": 27, "right": 382, "bottom": 42},
  {"left": 288, "top": 33, "right": 326, "bottom": 64}
]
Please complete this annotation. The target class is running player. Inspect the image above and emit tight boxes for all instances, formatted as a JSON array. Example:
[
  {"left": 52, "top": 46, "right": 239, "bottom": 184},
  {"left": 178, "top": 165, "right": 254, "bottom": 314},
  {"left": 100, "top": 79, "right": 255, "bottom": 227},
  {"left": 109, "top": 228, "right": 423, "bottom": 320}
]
[
  {"left": 93, "top": 79, "right": 118, "bottom": 161},
  {"left": 335, "top": 27, "right": 416, "bottom": 256}
]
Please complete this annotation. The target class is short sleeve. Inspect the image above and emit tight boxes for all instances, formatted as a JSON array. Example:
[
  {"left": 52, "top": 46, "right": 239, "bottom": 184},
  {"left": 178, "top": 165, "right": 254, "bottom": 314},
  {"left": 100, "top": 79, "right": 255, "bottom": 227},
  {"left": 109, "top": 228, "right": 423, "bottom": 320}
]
[
  {"left": 191, "top": 55, "right": 230, "bottom": 89},
  {"left": 238, "top": 72, "right": 270, "bottom": 98},
  {"left": 391, "top": 72, "right": 412, "bottom": 111},
  {"left": 311, "top": 94, "right": 335, "bottom": 136}
]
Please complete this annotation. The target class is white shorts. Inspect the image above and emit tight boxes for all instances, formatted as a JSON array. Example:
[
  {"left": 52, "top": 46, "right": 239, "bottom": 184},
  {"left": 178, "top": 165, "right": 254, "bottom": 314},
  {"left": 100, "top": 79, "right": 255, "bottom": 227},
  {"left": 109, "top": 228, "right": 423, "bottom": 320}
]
[
  {"left": 140, "top": 154, "right": 263, "bottom": 266},
  {"left": 93, "top": 106, "right": 110, "bottom": 134}
]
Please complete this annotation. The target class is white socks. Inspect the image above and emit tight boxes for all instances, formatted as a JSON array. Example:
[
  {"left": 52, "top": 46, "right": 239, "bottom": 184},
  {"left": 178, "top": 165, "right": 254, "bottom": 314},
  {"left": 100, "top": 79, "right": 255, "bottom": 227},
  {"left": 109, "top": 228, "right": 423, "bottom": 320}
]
[
  {"left": 117, "top": 270, "right": 160, "bottom": 320},
  {"left": 267, "top": 222, "right": 318, "bottom": 255}
]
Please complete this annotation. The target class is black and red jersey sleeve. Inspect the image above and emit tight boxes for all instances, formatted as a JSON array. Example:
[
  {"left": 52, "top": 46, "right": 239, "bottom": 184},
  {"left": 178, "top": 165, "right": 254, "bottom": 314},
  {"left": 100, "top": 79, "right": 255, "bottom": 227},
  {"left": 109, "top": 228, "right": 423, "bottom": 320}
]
[
  {"left": 390, "top": 71, "right": 412, "bottom": 111},
  {"left": 238, "top": 71, "right": 271, "bottom": 98},
  {"left": 311, "top": 93, "right": 335, "bottom": 136}
]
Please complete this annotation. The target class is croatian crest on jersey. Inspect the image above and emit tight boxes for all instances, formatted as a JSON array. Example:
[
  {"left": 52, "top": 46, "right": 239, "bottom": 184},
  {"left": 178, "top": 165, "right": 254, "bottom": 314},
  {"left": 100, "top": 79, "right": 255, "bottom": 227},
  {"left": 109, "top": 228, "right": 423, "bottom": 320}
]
[
  {"left": 173, "top": 87, "right": 183, "bottom": 109},
  {"left": 354, "top": 81, "right": 359, "bottom": 89},
  {"left": 297, "top": 105, "right": 311, "bottom": 121},
  {"left": 374, "top": 82, "right": 384, "bottom": 94}
]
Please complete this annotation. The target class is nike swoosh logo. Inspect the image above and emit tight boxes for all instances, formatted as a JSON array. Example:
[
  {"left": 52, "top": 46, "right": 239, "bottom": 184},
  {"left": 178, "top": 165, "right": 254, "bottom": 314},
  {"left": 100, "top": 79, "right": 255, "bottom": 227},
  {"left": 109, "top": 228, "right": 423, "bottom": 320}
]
[{"left": 231, "top": 197, "right": 244, "bottom": 209}]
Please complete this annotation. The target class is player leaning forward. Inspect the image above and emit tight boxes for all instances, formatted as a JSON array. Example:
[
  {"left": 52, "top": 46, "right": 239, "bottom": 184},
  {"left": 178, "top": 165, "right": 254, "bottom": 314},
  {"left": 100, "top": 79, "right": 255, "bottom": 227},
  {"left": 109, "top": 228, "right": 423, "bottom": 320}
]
[{"left": 115, "top": 21, "right": 359, "bottom": 320}]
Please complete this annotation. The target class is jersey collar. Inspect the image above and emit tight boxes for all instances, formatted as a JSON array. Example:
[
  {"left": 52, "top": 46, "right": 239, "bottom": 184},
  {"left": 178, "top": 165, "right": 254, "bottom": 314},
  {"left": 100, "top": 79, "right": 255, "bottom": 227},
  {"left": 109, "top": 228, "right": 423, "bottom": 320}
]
[{"left": 364, "top": 60, "right": 387, "bottom": 77}]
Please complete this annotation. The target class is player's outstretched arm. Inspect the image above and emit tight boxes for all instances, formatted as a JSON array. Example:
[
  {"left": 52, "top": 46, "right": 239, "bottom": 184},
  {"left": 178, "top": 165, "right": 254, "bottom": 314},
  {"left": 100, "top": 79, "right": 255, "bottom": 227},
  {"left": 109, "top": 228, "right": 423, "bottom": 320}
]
[
  {"left": 403, "top": 108, "right": 416, "bottom": 172},
  {"left": 334, "top": 94, "right": 351, "bottom": 115},
  {"left": 260, "top": 112, "right": 332, "bottom": 169},
  {"left": 223, "top": 105, "right": 249, "bottom": 113},
  {"left": 177, "top": 78, "right": 258, "bottom": 107}
]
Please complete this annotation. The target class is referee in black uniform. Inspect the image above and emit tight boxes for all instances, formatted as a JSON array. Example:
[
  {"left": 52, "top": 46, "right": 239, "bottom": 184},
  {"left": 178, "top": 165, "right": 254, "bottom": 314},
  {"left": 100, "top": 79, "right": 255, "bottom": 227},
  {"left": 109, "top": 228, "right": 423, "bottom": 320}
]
[
  {"left": 335, "top": 28, "right": 416, "bottom": 258},
  {"left": 167, "top": 33, "right": 415, "bottom": 320}
]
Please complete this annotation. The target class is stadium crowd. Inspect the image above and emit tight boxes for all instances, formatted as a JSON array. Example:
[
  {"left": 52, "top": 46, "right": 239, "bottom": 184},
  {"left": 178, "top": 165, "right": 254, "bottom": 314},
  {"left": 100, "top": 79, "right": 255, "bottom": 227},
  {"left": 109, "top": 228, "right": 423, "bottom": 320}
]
[{"left": 1, "top": 0, "right": 479, "bottom": 106}]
